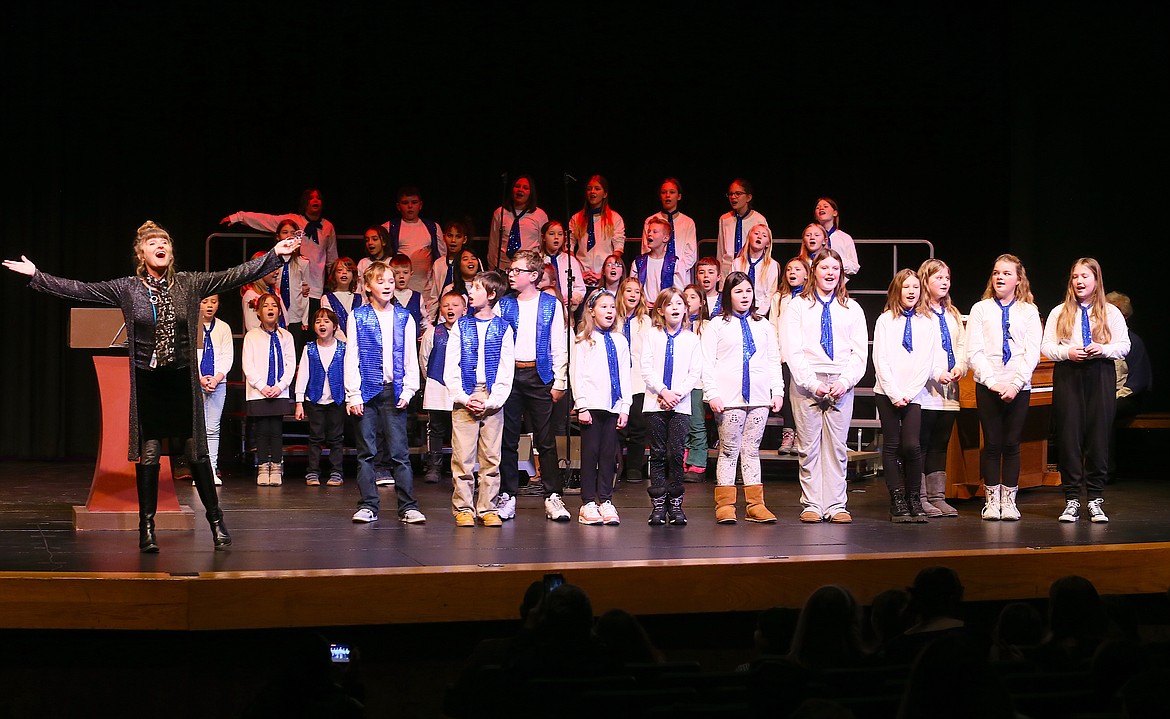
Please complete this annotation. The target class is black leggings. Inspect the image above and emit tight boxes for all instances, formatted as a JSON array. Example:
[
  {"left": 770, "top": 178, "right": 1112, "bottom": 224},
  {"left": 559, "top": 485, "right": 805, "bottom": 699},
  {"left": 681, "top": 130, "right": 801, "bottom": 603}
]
[
  {"left": 251, "top": 415, "right": 284, "bottom": 463},
  {"left": 648, "top": 410, "right": 689, "bottom": 499},
  {"left": 876, "top": 395, "right": 923, "bottom": 493},
  {"left": 579, "top": 410, "right": 619, "bottom": 503},
  {"left": 919, "top": 409, "right": 957, "bottom": 475},
  {"left": 975, "top": 384, "right": 1030, "bottom": 488}
]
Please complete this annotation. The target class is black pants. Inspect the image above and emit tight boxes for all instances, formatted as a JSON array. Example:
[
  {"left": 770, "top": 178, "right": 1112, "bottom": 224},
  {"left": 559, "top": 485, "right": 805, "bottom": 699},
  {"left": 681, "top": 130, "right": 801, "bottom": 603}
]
[
  {"left": 427, "top": 409, "right": 453, "bottom": 454},
  {"left": 975, "top": 384, "right": 1030, "bottom": 488},
  {"left": 648, "top": 410, "right": 689, "bottom": 499},
  {"left": 876, "top": 395, "right": 923, "bottom": 493},
  {"left": 580, "top": 410, "right": 619, "bottom": 503},
  {"left": 251, "top": 415, "right": 284, "bottom": 463},
  {"left": 619, "top": 393, "right": 647, "bottom": 478},
  {"left": 920, "top": 409, "right": 957, "bottom": 475},
  {"left": 779, "top": 363, "right": 795, "bottom": 431},
  {"left": 1054, "top": 360, "right": 1115, "bottom": 500},
  {"left": 306, "top": 401, "right": 345, "bottom": 474},
  {"left": 501, "top": 366, "right": 562, "bottom": 497}
]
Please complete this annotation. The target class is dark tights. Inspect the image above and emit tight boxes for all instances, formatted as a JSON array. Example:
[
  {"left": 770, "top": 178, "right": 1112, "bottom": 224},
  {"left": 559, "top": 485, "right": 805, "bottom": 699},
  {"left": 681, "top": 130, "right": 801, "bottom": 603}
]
[{"left": 975, "top": 384, "right": 1030, "bottom": 488}]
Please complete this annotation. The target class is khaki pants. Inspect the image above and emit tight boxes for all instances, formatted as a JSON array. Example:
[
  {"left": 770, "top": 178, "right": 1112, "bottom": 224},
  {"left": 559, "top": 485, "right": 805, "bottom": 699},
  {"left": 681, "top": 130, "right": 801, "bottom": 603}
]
[
  {"left": 791, "top": 374, "right": 854, "bottom": 517},
  {"left": 450, "top": 388, "right": 504, "bottom": 517}
]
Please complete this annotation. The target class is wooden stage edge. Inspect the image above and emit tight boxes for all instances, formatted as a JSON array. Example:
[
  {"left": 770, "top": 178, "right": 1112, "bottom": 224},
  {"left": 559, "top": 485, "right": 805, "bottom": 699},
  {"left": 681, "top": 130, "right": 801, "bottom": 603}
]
[{"left": 3, "top": 541, "right": 1170, "bottom": 632}]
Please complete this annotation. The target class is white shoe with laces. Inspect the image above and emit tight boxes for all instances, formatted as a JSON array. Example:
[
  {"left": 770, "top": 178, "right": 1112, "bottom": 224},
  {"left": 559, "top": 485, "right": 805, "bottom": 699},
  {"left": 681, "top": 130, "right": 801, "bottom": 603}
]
[
  {"left": 578, "top": 501, "right": 603, "bottom": 525},
  {"left": 401, "top": 509, "right": 427, "bottom": 524},
  {"left": 352, "top": 507, "right": 377, "bottom": 523},
  {"left": 1087, "top": 498, "right": 1109, "bottom": 523},
  {"left": 598, "top": 500, "right": 621, "bottom": 525},
  {"left": 999, "top": 486, "right": 1021, "bottom": 521},
  {"left": 544, "top": 493, "right": 571, "bottom": 521},
  {"left": 497, "top": 492, "right": 517, "bottom": 520},
  {"left": 981, "top": 485, "right": 1001, "bottom": 521},
  {"left": 1058, "top": 499, "right": 1080, "bottom": 523}
]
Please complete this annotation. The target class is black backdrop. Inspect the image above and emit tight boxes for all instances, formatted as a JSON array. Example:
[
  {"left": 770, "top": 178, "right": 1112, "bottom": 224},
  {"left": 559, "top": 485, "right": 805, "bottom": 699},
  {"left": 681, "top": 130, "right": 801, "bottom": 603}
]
[{"left": 2, "top": 2, "right": 1165, "bottom": 459}]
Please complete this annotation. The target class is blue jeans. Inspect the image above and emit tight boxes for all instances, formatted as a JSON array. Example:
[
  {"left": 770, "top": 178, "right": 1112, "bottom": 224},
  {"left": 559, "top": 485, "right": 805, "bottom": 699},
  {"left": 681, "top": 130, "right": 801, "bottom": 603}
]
[{"left": 356, "top": 385, "right": 416, "bottom": 516}]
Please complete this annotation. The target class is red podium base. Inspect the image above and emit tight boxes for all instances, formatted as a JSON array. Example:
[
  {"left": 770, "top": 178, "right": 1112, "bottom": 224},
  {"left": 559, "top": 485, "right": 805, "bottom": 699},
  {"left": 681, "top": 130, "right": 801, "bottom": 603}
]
[{"left": 73, "top": 356, "right": 195, "bottom": 531}]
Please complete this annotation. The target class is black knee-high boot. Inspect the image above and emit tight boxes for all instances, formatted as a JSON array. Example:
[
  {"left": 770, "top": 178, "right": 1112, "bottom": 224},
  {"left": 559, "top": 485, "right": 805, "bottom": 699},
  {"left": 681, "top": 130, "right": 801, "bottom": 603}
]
[
  {"left": 191, "top": 456, "right": 231, "bottom": 549},
  {"left": 136, "top": 462, "right": 160, "bottom": 553}
]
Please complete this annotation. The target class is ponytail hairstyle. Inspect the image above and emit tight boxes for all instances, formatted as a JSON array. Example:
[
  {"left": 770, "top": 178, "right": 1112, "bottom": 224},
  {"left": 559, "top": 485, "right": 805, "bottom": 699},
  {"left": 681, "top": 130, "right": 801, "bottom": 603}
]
[{"left": 577, "top": 288, "right": 617, "bottom": 345}]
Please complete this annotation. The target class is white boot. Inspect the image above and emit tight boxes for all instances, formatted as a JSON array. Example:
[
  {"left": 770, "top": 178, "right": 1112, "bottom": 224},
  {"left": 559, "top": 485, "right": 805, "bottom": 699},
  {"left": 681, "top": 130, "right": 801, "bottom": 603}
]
[
  {"left": 981, "top": 484, "right": 1001, "bottom": 521},
  {"left": 999, "top": 486, "right": 1020, "bottom": 521}
]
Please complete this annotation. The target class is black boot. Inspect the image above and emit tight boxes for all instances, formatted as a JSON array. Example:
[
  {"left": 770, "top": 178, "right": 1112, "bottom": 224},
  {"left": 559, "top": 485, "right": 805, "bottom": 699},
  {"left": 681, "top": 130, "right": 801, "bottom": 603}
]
[
  {"left": 647, "top": 495, "right": 667, "bottom": 526},
  {"left": 424, "top": 451, "right": 442, "bottom": 484},
  {"left": 135, "top": 458, "right": 160, "bottom": 554},
  {"left": 191, "top": 458, "right": 231, "bottom": 549},
  {"left": 666, "top": 496, "right": 688, "bottom": 526},
  {"left": 907, "top": 492, "right": 929, "bottom": 523},
  {"left": 889, "top": 489, "right": 912, "bottom": 523}
]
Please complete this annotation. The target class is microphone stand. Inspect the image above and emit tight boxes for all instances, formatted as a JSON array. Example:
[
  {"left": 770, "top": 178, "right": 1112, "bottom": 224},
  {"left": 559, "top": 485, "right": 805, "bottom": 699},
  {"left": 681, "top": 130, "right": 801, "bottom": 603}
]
[{"left": 561, "top": 171, "right": 578, "bottom": 477}]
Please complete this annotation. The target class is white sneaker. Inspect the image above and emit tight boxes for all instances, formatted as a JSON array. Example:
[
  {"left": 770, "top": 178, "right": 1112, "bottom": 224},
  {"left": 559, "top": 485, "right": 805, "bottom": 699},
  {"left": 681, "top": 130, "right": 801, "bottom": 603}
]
[
  {"left": 1058, "top": 499, "right": 1080, "bottom": 522},
  {"left": 401, "top": 509, "right": 427, "bottom": 524},
  {"left": 497, "top": 492, "right": 517, "bottom": 521},
  {"left": 545, "top": 493, "right": 571, "bottom": 521},
  {"left": 578, "top": 501, "right": 603, "bottom": 525},
  {"left": 981, "top": 485, "right": 1001, "bottom": 521},
  {"left": 1087, "top": 498, "right": 1109, "bottom": 523},
  {"left": 999, "top": 486, "right": 1021, "bottom": 521},
  {"left": 352, "top": 507, "right": 378, "bottom": 523},
  {"left": 598, "top": 501, "right": 621, "bottom": 525},
  {"left": 375, "top": 477, "right": 394, "bottom": 487}
]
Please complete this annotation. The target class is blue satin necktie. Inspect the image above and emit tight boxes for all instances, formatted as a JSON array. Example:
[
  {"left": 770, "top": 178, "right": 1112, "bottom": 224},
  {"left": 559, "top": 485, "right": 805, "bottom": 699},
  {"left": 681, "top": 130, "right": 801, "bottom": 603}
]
[
  {"left": 266, "top": 329, "right": 283, "bottom": 386},
  {"left": 902, "top": 309, "right": 915, "bottom": 352},
  {"left": 817, "top": 294, "right": 834, "bottom": 360},
  {"left": 996, "top": 298, "right": 1014, "bottom": 364},
  {"left": 602, "top": 330, "right": 622, "bottom": 407},
  {"left": 933, "top": 308, "right": 956, "bottom": 371},
  {"left": 735, "top": 312, "right": 756, "bottom": 402},
  {"left": 200, "top": 320, "right": 215, "bottom": 376}
]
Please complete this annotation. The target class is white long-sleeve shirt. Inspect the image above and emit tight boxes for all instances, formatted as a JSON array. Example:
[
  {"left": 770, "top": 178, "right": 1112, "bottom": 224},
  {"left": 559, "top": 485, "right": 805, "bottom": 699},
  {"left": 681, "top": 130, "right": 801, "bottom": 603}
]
[
  {"left": 488, "top": 206, "right": 549, "bottom": 270},
  {"left": 343, "top": 306, "right": 420, "bottom": 405},
  {"left": 242, "top": 326, "right": 296, "bottom": 401},
  {"left": 196, "top": 317, "right": 234, "bottom": 380},
  {"left": 770, "top": 291, "right": 800, "bottom": 357},
  {"left": 294, "top": 340, "right": 341, "bottom": 404},
  {"left": 1041, "top": 302, "right": 1130, "bottom": 363},
  {"left": 443, "top": 317, "right": 516, "bottom": 410},
  {"left": 641, "top": 327, "right": 702, "bottom": 415},
  {"left": 918, "top": 308, "right": 968, "bottom": 411},
  {"left": 571, "top": 209, "right": 626, "bottom": 276},
  {"left": 642, "top": 211, "right": 698, "bottom": 279},
  {"left": 781, "top": 294, "right": 869, "bottom": 393},
  {"left": 872, "top": 312, "right": 944, "bottom": 404},
  {"left": 825, "top": 227, "right": 861, "bottom": 277},
  {"left": 620, "top": 314, "right": 653, "bottom": 396},
  {"left": 716, "top": 210, "right": 768, "bottom": 279},
  {"left": 966, "top": 298, "right": 1042, "bottom": 391},
  {"left": 226, "top": 211, "right": 338, "bottom": 299},
  {"left": 284, "top": 255, "right": 310, "bottom": 326},
  {"left": 701, "top": 314, "right": 784, "bottom": 408},
  {"left": 571, "top": 331, "right": 632, "bottom": 414}
]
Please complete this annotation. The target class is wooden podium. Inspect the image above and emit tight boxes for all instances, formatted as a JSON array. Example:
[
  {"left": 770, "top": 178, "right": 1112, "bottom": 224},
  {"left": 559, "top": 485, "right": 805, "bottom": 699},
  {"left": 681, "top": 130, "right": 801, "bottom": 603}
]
[
  {"left": 945, "top": 357, "right": 1062, "bottom": 499},
  {"left": 70, "top": 308, "right": 195, "bottom": 531}
]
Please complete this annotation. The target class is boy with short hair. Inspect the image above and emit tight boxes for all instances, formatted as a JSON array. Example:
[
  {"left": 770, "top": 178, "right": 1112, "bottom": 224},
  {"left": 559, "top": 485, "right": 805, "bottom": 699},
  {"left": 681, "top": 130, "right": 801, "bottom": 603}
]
[
  {"left": 389, "top": 253, "right": 430, "bottom": 335},
  {"left": 643, "top": 177, "right": 697, "bottom": 282},
  {"left": 382, "top": 186, "right": 442, "bottom": 296},
  {"left": 695, "top": 256, "right": 722, "bottom": 317},
  {"left": 420, "top": 291, "right": 467, "bottom": 484},
  {"left": 633, "top": 217, "right": 687, "bottom": 297},
  {"left": 344, "top": 261, "right": 424, "bottom": 524},
  {"left": 444, "top": 271, "right": 515, "bottom": 526},
  {"left": 497, "top": 249, "right": 572, "bottom": 522}
]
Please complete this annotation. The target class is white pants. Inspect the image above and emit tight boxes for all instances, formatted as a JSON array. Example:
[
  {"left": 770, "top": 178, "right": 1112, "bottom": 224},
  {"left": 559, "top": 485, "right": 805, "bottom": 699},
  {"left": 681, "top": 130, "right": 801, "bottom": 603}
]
[
  {"left": 715, "top": 406, "right": 769, "bottom": 487},
  {"left": 202, "top": 383, "right": 226, "bottom": 474},
  {"left": 791, "top": 375, "right": 853, "bottom": 516}
]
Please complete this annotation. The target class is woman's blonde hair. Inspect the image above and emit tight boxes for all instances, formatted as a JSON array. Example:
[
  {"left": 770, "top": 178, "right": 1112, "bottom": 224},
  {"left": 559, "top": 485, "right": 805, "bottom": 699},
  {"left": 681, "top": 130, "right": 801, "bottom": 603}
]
[
  {"left": 735, "top": 223, "right": 776, "bottom": 288},
  {"left": 650, "top": 288, "right": 686, "bottom": 330},
  {"left": 133, "top": 220, "right": 175, "bottom": 282},
  {"left": 918, "top": 258, "right": 961, "bottom": 322},
  {"left": 980, "top": 254, "right": 1034, "bottom": 305},
  {"left": 617, "top": 276, "right": 649, "bottom": 320},
  {"left": 799, "top": 249, "right": 851, "bottom": 307},
  {"left": 577, "top": 289, "right": 617, "bottom": 345},
  {"left": 1054, "top": 257, "right": 1112, "bottom": 344},
  {"left": 883, "top": 268, "right": 927, "bottom": 317}
]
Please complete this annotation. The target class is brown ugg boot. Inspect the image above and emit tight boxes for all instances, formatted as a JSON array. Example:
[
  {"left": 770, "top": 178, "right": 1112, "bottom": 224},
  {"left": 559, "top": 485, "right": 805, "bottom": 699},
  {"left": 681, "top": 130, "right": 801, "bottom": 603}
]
[
  {"left": 715, "top": 485, "right": 738, "bottom": 524},
  {"left": 744, "top": 484, "right": 777, "bottom": 523}
]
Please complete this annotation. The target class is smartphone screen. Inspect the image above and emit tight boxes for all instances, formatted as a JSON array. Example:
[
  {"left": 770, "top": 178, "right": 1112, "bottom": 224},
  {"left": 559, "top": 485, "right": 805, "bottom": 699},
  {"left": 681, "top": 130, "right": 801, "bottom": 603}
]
[{"left": 329, "top": 643, "right": 351, "bottom": 663}]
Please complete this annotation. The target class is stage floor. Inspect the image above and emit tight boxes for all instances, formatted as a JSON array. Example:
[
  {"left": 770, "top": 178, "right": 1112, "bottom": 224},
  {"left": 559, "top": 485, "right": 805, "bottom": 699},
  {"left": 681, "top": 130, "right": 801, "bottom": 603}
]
[{"left": 3, "top": 460, "right": 1170, "bottom": 630}]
